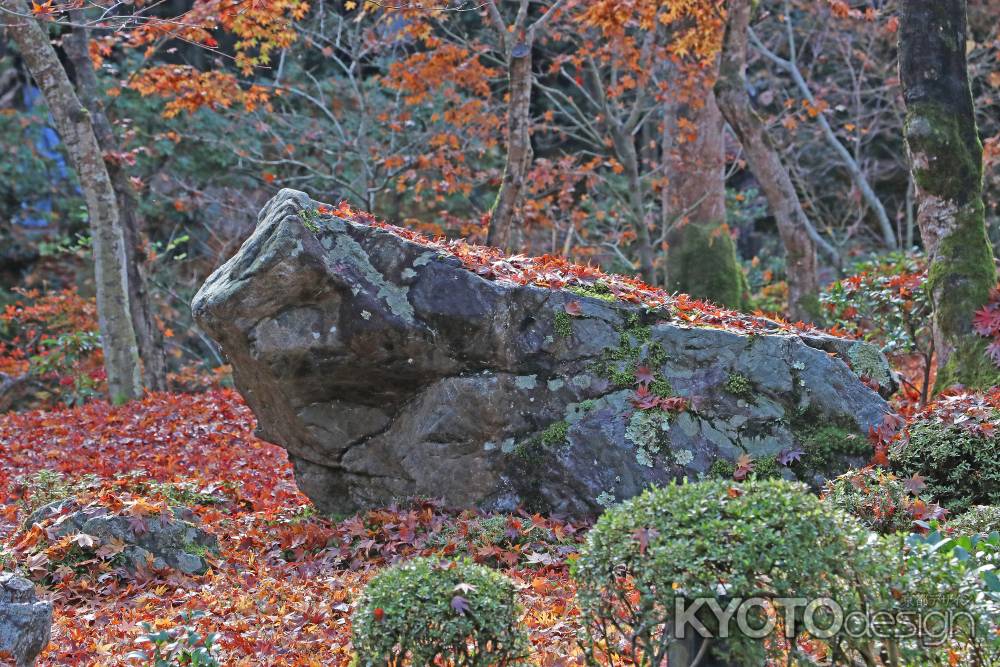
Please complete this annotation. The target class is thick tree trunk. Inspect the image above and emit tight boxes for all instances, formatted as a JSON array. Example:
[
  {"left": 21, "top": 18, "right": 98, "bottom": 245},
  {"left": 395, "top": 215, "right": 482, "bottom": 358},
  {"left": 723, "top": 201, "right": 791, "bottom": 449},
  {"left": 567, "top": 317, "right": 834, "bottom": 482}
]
[
  {"left": 4, "top": 0, "right": 142, "bottom": 402},
  {"left": 899, "top": 0, "right": 998, "bottom": 389},
  {"left": 715, "top": 0, "right": 820, "bottom": 323},
  {"left": 487, "top": 43, "right": 533, "bottom": 251},
  {"left": 664, "top": 78, "right": 748, "bottom": 309},
  {"left": 65, "top": 17, "right": 167, "bottom": 392}
]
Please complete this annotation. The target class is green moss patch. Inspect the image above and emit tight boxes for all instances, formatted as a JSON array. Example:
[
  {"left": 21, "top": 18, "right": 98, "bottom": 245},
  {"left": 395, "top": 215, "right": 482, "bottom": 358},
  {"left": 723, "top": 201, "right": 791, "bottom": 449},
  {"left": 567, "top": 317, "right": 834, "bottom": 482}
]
[
  {"left": 297, "top": 207, "right": 321, "bottom": 233},
  {"left": 553, "top": 310, "right": 573, "bottom": 338},
  {"left": 724, "top": 372, "right": 754, "bottom": 400},
  {"left": 567, "top": 281, "right": 617, "bottom": 302},
  {"left": 592, "top": 319, "right": 670, "bottom": 391},
  {"left": 708, "top": 455, "right": 780, "bottom": 480},
  {"left": 789, "top": 409, "right": 868, "bottom": 478},
  {"left": 513, "top": 420, "right": 569, "bottom": 461},
  {"left": 846, "top": 344, "right": 891, "bottom": 388}
]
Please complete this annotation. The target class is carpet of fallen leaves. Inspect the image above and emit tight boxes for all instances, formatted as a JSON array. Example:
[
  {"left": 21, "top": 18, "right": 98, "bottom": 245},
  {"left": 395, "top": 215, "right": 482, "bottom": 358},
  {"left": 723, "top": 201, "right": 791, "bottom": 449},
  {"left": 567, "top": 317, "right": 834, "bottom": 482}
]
[{"left": 0, "top": 390, "right": 587, "bottom": 665}]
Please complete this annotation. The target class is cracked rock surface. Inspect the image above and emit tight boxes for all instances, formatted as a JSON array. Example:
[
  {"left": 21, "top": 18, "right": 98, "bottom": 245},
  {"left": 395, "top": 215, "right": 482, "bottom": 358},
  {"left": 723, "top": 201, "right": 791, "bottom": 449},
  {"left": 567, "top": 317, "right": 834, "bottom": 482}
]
[
  {"left": 0, "top": 572, "right": 51, "bottom": 667},
  {"left": 193, "top": 189, "right": 895, "bottom": 518}
]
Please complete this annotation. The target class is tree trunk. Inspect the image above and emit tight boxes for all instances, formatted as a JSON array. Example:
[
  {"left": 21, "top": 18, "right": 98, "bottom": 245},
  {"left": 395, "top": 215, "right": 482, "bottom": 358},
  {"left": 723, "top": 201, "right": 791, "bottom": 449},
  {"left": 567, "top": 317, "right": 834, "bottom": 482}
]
[
  {"left": 899, "top": 0, "right": 998, "bottom": 389},
  {"left": 612, "top": 124, "right": 657, "bottom": 284},
  {"left": 665, "top": 76, "right": 748, "bottom": 309},
  {"left": 4, "top": 0, "right": 142, "bottom": 402},
  {"left": 65, "top": 16, "right": 167, "bottom": 392},
  {"left": 715, "top": 0, "right": 820, "bottom": 323},
  {"left": 487, "top": 41, "right": 533, "bottom": 251},
  {"left": 747, "top": 10, "right": 896, "bottom": 250}
]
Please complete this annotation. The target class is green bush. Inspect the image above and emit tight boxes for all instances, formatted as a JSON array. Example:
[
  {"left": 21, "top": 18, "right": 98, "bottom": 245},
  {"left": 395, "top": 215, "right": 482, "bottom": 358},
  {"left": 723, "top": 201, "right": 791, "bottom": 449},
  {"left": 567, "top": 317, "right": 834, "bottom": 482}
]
[
  {"left": 822, "top": 466, "right": 927, "bottom": 534},
  {"left": 352, "top": 557, "right": 529, "bottom": 666},
  {"left": 819, "top": 253, "right": 931, "bottom": 355},
  {"left": 834, "top": 529, "right": 1000, "bottom": 665},
  {"left": 891, "top": 422, "right": 1000, "bottom": 512},
  {"left": 947, "top": 505, "right": 1000, "bottom": 536},
  {"left": 571, "top": 479, "right": 867, "bottom": 665}
]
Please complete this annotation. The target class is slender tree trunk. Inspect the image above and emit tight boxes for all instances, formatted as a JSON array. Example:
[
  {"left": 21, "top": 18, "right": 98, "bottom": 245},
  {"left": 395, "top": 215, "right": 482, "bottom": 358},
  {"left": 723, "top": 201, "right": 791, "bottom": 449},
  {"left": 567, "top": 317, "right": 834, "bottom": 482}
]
[
  {"left": 487, "top": 42, "right": 533, "bottom": 251},
  {"left": 715, "top": 0, "right": 820, "bottom": 322},
  {"left": 665, "top": 70, "right": 748, "bottom": 309},
  {"left": 612, "top": 125, "right": 657, "bottom": 284},
  {"left": 899, "top": 0, "right": 998, "bottom": 389},
  {"left": 65, "top": 16, "right": 167, "bottom": 392},
  {"left": 4, "top": 0, "right": 142, "bottom": 402}
]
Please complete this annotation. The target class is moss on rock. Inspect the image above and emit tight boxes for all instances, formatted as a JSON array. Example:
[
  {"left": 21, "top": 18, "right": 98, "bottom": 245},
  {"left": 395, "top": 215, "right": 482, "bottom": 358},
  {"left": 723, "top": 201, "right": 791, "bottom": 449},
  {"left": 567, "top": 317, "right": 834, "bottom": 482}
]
[
  {"left": 789, "top": 409, "right": 868, "bottom": 479},
  {"left": 707, "top": 454, "right": 780, "bottom": 480},
  {"left": 846, "top": 344, "right": 893, "bottom": 389},
  {"left": 513, "top": 420, "right": 570, "bottom": 461},
  {"left": 709, "top": 457, "right": 736, "bottom": 479},
  {"left": 592, "top": 320, "right": 670, "bottom": 390},
  {"left": 296, "top": 207, "right": 321, "bottom": 233},
  {"left": 567, "top": 281, "right": 617, "bottom": 302},
  {"left": 724, "top": 372, "right": 754, "bottom": 400},
  {"left": 553, "top": 310, "right": 573, "bottom": 338}
]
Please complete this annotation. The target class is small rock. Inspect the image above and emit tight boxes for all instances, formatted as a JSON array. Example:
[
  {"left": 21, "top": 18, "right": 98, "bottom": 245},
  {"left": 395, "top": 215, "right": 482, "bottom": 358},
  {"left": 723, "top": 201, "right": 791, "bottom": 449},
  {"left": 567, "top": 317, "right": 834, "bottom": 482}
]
[
  {"left": 0, "top": 572, "right": 52, "bottom": 667},
  {"left": 23, "top": 499, "right": 218, "bottom": 578}
]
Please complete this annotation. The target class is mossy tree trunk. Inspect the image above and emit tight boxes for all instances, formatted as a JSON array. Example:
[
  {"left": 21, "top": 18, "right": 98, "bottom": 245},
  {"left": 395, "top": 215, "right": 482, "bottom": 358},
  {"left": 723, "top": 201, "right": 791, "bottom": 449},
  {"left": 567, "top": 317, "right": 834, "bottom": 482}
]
[
  {"left": 899, "top": 0, "right": 999, "bottom": 389},
  {"left": 715, "top": 0, "right": 821, "bottom": 323},
  {"left": 665, "top": 68, "right": 749, "bottom": 309},
  {"left": 4, "top": 0, "right": 143, "bottom": 402}
]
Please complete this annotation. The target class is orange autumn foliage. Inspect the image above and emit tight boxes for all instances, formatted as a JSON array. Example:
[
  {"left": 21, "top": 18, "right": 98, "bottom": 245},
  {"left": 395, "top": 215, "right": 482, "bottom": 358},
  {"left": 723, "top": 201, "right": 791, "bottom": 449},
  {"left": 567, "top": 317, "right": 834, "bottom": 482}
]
[{"left": 129, "top": 66, "right": 272, "bottom": 118}]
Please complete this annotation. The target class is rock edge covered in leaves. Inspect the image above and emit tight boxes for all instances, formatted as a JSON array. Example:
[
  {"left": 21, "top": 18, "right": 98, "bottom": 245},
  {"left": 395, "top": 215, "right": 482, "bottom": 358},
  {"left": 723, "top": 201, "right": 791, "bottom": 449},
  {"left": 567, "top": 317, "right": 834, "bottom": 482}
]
[{"left": 193, "top": 189, "right": 895, "bottom": 518}]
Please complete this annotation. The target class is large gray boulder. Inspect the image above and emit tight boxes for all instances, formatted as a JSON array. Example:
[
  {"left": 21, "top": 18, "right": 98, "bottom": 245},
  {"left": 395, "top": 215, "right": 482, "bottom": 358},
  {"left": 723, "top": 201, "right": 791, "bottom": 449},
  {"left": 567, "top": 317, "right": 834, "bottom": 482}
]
[
  {"left": 193, "top": 189, "right": 896, "bottom": 518},
  {"left": 0, "top": 573, "right": 51, "bottom": 667}
]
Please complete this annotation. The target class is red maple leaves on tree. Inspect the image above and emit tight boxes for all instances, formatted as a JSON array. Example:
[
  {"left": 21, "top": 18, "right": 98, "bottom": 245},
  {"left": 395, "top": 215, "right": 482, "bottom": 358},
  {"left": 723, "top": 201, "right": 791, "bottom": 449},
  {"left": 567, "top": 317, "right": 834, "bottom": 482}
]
[{"left": 973, "top": 286, "right": 1000, "bottom": 366}]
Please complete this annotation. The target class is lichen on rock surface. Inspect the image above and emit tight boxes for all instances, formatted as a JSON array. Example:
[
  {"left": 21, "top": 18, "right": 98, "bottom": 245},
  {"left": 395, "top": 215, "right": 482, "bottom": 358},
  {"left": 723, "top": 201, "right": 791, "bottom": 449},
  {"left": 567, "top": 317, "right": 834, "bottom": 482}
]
[
  {"left": 193, "top": 189, "right": 896, "bottom": 518},
  {"left": 625, "top": 409, "right": 672, "bottom": 467}
]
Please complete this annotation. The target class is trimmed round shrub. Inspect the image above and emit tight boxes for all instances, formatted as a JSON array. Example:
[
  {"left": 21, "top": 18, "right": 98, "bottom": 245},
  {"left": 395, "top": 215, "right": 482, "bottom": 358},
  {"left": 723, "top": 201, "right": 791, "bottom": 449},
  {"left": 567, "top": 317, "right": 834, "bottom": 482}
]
[
  {"left": 822, "top": 466, "right": 923, "bottom": 534},
  {"left": 572, "top": 478, "right": 868, "bottom": 665},
  {"left": 352, "top": 557, "right": 529, "bottom": 666},
  {"left": 947, "top": 505, "right": 1000, "bottom": 536},
  {"left": 891, "top": 421, "right": 1000, "bottom": 512}
]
